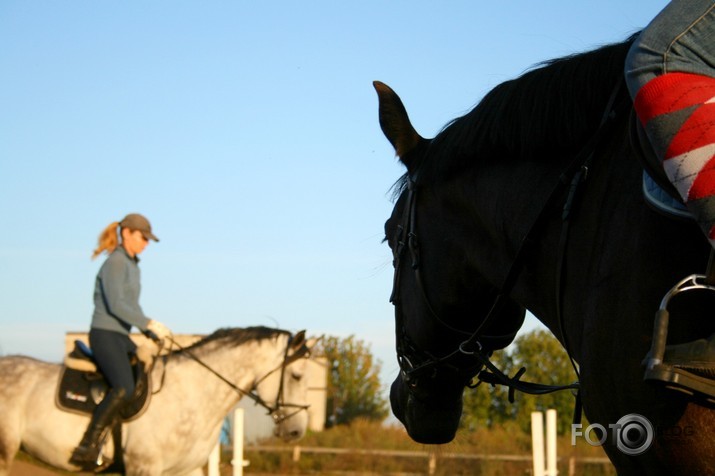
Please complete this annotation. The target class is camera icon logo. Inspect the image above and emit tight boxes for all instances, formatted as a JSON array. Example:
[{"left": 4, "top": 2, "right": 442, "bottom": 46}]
[{"left": 614, "top": 414, "right": 654, "bottom": 456}]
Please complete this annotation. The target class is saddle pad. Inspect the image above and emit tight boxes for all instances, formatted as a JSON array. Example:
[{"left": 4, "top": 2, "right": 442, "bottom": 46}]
[
  {"left": 55, "top": 365, "right": 152, "bottom": 421},
  {"left": 630, "top": 109, "right": 692, "bottom": 220}
]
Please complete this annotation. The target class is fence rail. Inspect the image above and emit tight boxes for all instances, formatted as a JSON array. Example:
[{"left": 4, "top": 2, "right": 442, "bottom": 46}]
[
  {"left": 244, "top": 444, "right": 612, "bottom": 475},
  {"left": 208, "top": 408, "right": 612, "bottom": 476}
]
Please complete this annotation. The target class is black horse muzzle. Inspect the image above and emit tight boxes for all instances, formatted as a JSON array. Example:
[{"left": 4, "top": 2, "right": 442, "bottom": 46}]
[{"left": 390, "top": 373, "right": 464, "bottom": 444}]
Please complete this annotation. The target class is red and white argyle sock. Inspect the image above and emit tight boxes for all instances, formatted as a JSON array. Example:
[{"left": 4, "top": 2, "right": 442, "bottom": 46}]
[{"left": 634, "top": 72, "right": 715, "bottom": 246}]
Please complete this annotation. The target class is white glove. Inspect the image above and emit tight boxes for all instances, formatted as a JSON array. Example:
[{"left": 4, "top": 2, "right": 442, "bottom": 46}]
[{"left": 147, "top": 319, "right": 172, "bottom": 342}]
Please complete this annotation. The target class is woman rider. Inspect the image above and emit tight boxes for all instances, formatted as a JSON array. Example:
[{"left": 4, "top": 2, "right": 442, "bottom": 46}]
[{"left": 70, "top": 213, "right": 171, "bottom": 467}]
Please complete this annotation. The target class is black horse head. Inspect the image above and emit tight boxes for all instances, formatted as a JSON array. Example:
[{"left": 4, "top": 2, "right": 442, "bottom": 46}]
[{"left": 376, "top": 81, "right": 525, "bottom": 443}]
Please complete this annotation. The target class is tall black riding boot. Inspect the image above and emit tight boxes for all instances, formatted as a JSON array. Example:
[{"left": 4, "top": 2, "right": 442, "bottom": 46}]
[{"left": 69, "top": 388, "right": 127, "bottom": 468}]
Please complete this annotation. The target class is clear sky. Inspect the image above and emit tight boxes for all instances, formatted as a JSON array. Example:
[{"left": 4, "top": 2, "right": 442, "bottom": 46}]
[{"left": 1, "top": 1, "right": 668, "bottom": 397}]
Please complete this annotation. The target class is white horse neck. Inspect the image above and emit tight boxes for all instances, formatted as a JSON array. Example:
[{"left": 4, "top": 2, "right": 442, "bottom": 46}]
[{"left": 159, "top": 331, "right": 290, "bottom": 413}]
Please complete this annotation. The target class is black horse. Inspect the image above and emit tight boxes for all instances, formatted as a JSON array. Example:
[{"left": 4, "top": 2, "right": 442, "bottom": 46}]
[{"left": 376, "top": 36, "right": 715, "bottom": 475}]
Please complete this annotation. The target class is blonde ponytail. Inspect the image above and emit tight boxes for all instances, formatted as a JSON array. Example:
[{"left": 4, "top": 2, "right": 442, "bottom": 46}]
[{"left": 92, "top": 222, "right": 120, "bottom": 259}]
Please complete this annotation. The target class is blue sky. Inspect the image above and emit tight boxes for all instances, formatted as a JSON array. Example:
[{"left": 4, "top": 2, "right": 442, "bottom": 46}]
[{"left": 0, "top": 1, "right": 668, "bottom": 396}]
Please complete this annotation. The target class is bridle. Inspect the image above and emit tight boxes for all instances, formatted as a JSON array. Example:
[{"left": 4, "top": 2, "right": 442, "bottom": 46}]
[
  {"left": 163, "top": 333, "right": 311, "bottom": 425},
  {"left": 251, "top": 336, "right": 312, "bottom": 424},
  {"left": 389, "top": 176, "right": 526, "bottom": 395},
  {"left": 389, "top": 80, "right": 628, "bottom": 404}
]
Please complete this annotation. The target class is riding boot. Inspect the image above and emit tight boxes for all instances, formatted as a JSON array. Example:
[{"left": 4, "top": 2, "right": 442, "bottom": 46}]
[
  {"left": 69, "top": 387, "right": 127, "bottom": 468},
  {"left": 663, "top": 333, "right": 715, "bottom": 377}
]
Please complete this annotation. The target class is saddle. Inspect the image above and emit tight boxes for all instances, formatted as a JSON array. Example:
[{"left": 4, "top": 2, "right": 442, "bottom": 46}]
[
  {"left": 630, "top": 112, "right": 715, "bottom": 403},
  {"left": 56, "top": 340, "right": 153, "bottom": 421}
]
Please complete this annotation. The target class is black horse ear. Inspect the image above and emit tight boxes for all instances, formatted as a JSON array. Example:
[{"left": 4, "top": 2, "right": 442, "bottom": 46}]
[{"left": 374, "top": 81, "right": 424, "bottom": 163}]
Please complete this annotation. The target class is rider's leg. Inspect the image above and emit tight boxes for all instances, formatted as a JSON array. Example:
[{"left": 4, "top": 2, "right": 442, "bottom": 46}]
[
  {"left": 626, "top": 1, "right": 715, "bottom": 380},
  {"left": 69, "top": 329, "right": 136, "bottom": 467},
  {"left": 87, "top": 329, "right": 138, "bottom": 399},
  {"left": 626, "top": 0, "right": 715, "bottom": 247},
  {"left": 69, "top": 387, "right": 128, "bottom": 466}
]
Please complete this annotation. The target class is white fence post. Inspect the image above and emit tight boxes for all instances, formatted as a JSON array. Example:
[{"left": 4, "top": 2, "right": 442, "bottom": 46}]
[
  {"left": 428, "top": 452, "right": 437, "bottom": 475},
  {"left": 208, "top": 442, "right": 220, "bottom": 476},
  {"left": 532, "top": 409, "right": 558, "bottom": 476},
  {"left": 232, "top": 408, "right": 250, "bottom": 476},
  {"left": 546, "top": 409, "right": 558, "bottom": 476},
  {"left": 531, "top": 412, "right": 545, "bottom": 476},
  {"left": 207, "top": 407, "right": 250, "bottom": 476}
]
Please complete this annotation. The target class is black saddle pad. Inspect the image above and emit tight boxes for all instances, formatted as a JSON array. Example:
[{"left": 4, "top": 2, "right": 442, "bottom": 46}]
[{"left": 55, "top": 361, "right": 151, "bottom": 421}]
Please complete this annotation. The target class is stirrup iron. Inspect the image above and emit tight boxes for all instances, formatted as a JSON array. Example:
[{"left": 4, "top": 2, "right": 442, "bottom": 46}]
[{"left": 644, "top": 271, "right": 715, "bottom": 403}]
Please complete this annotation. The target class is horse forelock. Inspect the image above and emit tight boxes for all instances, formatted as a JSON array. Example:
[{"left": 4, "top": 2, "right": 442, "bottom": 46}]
[
  {"left": 178, "top": 326, "right": 291, "bottom": 354},
  {"left": 406, "top": 33, "right": 638, "bottom": 187}
]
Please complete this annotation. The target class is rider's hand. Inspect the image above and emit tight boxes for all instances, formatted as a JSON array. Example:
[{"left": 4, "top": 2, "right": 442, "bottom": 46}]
[{"left": 147, "top": 319, "right": 172, "bottom": 342}]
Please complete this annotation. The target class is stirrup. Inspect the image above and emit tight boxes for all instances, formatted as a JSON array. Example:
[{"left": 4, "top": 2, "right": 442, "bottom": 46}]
[
  {"left": 70, "top": 447, "right": 107, "bottom": 472},
  {"left": 69, "top": 425, "right": 112, "bottom": 471},
  {"left": 644, "top": 274, "right": 715, "bottom": 403}
]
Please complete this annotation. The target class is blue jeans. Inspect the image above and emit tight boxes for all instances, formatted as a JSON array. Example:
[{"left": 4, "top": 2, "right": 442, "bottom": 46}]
[{"left": 625, "top": 0, "right": 715, "bottom": 96}]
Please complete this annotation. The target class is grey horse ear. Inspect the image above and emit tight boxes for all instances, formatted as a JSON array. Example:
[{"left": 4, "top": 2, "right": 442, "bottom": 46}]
[
  {"left": 305, "top": 335, "right": 321, "bottom": 351},
  {"left": 291, "top": 330, "right": 306, "bottom": 349}
]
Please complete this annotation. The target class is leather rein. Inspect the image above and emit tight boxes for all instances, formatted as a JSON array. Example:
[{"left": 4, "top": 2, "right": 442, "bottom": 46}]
[
  {"left": 390, "top": 80, "right": 628, "bottom": 405},
  {"left": 157, "top": 333, "right": 311, "bottom": 425}
]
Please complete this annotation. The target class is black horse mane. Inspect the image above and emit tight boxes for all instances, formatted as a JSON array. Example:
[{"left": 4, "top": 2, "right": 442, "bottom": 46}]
[
  {"left": 398, "top": 34, "right": 638, "bottom": 193},
  {"left": 177, "top": 326, "right": 290, "bottom": 354}
]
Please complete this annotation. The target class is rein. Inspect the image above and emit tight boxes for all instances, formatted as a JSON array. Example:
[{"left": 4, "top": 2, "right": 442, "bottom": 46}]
[
  {"left": 157, "top": 334, "right": 310, "bottom": 424},
  {"left": 391, "top": 79, "right": 629, "bottom": 409}
]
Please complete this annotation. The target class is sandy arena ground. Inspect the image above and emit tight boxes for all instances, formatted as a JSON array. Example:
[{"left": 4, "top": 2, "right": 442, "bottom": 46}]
[
  {"left": 9, "top": 458, "right": 100, "bottom": 476},
  {"left": 10, "top": 460, "right": 65, "bottom": 475}
]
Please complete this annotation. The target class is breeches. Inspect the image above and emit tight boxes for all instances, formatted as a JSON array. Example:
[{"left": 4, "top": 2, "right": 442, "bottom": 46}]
[{"left": 89, "top": 328, "right": 137, "bottom": 398}]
